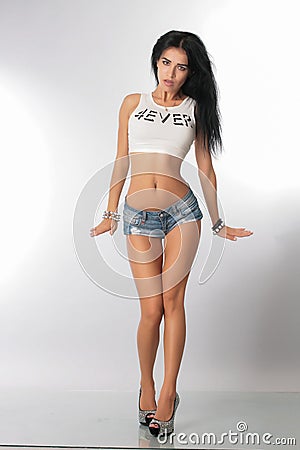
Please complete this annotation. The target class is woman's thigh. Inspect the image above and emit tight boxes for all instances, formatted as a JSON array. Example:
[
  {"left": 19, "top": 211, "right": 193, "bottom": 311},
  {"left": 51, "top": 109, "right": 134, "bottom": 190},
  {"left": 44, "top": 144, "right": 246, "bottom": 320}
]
[
  {"left": 162, "top": 219, "right": 201, "bottom": 295},
  {"left": 126, "top": 234, "right": 164, "bottom": 300},
  {"left": 126, "top": 219, "right": 201, "bottom": 300}
]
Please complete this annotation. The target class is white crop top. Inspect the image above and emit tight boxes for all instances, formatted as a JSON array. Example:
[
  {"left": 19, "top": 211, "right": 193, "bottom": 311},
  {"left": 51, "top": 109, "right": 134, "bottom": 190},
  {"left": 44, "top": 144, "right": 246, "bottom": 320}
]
[{"left": 128, "top": 92, "right": 197, "bottom": 160}]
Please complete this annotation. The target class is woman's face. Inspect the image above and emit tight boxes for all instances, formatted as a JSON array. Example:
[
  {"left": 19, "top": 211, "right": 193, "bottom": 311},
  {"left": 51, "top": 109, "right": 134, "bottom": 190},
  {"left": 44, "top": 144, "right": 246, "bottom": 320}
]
[{"left": 156, "top": 46, "right": 190, "bottom": 94}]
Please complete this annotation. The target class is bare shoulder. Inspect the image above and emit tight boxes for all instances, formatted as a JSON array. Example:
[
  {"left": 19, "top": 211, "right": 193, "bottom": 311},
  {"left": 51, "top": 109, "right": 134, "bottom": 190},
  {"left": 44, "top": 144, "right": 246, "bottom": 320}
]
[
  {"left": 124, "top": 93, "right": 141, "bottom": 103},
  {"left": 120, "top": 93, "right": 141, "bottom": 118}
]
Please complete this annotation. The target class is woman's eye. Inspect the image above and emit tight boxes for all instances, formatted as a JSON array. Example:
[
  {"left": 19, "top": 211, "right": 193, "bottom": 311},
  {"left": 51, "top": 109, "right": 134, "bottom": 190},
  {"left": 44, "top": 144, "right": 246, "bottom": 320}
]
[
  {"left": 178, "top": 66, "right": 186, "bottom": 71},
  {"left": 162, "top": 60, "right": 169, "bottom": 65}
]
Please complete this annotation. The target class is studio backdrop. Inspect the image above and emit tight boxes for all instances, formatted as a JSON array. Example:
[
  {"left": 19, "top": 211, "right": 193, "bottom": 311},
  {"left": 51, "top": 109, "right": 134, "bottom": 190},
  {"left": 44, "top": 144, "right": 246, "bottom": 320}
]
[{"left": 0, "top": 0, "right": 299, "bottom": 392}]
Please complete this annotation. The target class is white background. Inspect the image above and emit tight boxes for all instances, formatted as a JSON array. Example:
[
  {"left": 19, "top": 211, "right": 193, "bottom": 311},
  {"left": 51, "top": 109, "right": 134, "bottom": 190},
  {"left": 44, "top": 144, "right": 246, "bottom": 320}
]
[{"left": 0, "top": 0, "right": 299, "bottom": 391}]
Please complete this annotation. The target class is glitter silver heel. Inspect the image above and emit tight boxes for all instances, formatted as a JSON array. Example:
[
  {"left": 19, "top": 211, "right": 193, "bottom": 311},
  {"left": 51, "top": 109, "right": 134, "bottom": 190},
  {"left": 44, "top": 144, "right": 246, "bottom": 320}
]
[
  {"left": 148, "top": 392, "right": 180, "bottom": 437},
  {"left": 138, "top": 387, "right": 157, "bottom": 426}
]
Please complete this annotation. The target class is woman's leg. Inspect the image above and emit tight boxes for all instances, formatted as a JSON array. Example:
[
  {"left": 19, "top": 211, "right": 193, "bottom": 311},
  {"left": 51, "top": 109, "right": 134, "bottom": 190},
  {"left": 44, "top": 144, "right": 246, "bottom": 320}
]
[
  {"left": 126, "top": 234, "right": 164, "bottom": 410},
  {"left": 150, "top": 219, "right": 201, "bottom": 425}
]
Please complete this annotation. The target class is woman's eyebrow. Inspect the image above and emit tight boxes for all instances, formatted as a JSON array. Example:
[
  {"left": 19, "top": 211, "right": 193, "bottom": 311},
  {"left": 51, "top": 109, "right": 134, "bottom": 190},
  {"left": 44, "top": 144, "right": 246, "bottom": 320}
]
[{"left": 162, "top": 57, "right": 189, "bottom": 67}]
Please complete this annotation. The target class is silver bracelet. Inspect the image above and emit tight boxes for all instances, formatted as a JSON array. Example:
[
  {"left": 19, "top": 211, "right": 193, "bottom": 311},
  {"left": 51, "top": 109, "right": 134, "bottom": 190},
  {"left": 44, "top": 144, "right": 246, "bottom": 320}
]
[
  {"left": 102, "top": 210, "right": 121, "bottom": 222},
  {"left": 212, "top": 218, "right": 225, "bottom": 235}
]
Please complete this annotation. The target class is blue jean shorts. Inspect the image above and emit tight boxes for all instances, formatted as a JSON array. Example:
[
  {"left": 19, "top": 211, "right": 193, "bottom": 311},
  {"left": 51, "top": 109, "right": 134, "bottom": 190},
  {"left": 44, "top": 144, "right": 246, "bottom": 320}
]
[{"left": 122, "top": 185, "right": 203, "bottom": 238}]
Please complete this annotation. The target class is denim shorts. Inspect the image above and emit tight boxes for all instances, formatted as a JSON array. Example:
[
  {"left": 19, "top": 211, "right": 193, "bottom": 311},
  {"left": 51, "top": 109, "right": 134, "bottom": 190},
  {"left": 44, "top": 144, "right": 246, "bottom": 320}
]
[{"left": 122, "top": 185, "right": 203, "bottom": 238}]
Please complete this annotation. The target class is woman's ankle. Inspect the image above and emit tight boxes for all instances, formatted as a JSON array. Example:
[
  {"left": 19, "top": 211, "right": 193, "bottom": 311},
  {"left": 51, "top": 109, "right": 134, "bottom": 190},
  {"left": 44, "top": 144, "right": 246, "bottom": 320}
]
[
  {"left": 140, "top": 379, "right": 155, "bottom": 391},
  {"left": 159, "top": 384, "right": 176, "bottom": 398}
]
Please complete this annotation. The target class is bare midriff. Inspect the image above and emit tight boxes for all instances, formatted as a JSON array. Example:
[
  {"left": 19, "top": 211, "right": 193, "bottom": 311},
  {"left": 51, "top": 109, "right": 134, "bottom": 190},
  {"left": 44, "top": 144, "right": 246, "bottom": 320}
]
[{"left": 125, "top": 152, "right": 190, "bottom": 211}]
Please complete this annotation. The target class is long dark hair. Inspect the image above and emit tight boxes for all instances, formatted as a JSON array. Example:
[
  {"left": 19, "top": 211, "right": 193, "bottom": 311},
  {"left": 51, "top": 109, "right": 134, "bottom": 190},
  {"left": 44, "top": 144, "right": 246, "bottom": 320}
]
[{"left": 151, "top": 30, "right": 223, "bottom": 157}]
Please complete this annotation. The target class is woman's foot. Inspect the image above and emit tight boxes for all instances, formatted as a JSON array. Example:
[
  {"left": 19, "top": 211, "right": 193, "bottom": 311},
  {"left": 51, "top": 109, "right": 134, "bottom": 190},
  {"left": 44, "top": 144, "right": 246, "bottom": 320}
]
[
  {"left": 139, "top": 384, "right": 156, "bottom": 411},
  {"left": 148, "top": 391, "right": 180, "bottom": 436},
  {"left": 149, "top": 387, "right": 176, "bottom": 434},
  {"left": 138, "top": 383, "right": 157, "bottom": 425},
  {"left": 150, "top": 388, "right": 176, "bottom": 421}
]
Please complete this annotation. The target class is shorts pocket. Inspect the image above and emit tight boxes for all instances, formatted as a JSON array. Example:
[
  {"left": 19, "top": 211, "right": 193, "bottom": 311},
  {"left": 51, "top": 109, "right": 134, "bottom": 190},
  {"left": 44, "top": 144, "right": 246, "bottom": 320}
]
[{"left": 123, "top": 212, "right": 142, "bottom": 226}]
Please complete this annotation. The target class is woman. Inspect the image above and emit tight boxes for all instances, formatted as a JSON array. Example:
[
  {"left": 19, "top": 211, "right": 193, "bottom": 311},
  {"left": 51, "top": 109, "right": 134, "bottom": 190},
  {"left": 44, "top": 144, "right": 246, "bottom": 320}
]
[{"left": 90, "top": 30, "right": 253, "bottom": 438}]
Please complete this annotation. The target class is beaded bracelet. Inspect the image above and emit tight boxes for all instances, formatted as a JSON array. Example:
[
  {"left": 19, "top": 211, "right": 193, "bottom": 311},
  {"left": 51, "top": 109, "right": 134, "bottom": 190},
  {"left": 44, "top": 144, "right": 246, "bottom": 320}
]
[
  {"left": 102, "top": 210, "right": 121, "bottom": 222},
  {"left": 212, "top": 218, "right": 225, "bottom": 235}
]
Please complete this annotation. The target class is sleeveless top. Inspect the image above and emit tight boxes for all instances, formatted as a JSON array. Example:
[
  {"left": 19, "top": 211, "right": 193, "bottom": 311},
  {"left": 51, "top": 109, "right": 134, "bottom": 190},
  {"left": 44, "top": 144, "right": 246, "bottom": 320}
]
[{"left": 128, "top": 92, "right": 197, "bottom": 160}]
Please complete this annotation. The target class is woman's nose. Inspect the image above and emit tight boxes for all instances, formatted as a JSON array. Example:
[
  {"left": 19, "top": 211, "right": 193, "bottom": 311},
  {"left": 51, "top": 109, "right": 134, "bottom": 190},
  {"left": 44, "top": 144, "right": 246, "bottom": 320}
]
[{"left": 167, "top": 66, "right": 176, "bottom": 78}]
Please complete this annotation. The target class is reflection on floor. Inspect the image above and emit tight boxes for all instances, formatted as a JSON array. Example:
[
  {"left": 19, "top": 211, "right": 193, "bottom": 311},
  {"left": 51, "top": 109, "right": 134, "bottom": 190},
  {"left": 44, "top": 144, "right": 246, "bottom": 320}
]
[{"left": 0, "top": 389, "right": 299, "bottom": 449}]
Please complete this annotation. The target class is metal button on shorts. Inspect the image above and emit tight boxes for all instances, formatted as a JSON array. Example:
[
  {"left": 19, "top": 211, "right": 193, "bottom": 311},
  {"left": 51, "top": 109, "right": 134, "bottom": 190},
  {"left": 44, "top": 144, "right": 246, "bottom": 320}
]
[{"left": 122, "top": 185, "right": 203, "bottom": 238}]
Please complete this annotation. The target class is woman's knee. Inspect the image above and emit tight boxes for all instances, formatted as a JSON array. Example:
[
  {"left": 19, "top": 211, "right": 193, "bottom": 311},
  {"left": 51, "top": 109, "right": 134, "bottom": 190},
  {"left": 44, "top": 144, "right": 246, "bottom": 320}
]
[
  {"left": 162, "top": 289, "right": 185, "bottom": 314},
  {"left": 140, "top": 304, "right": 163, "bottom": 326}
]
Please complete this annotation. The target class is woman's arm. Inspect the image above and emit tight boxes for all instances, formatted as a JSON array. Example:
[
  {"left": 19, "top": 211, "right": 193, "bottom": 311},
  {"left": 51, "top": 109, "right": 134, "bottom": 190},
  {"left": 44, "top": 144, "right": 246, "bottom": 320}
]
[
  {"left": 106, "top": 95, "right": 132, "bottom": 212},
  {"left": 194, "top": 134, "right": 220, "bottom": 226},
  {"left": 90, "top": 95, "right": 137, "bottom": 237},
  {"left": 194, "top": 134, "right": 254, "bottom": 241}
]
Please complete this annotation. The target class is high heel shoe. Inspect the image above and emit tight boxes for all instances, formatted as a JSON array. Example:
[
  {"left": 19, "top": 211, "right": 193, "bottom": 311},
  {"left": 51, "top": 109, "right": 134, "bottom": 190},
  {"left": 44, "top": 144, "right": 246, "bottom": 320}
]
[
  {"left": 148, "top": 392, "right": 180, "bottom": 437},
  {"left": 138, "top": 386, "right": 157, "bottom": 426}
]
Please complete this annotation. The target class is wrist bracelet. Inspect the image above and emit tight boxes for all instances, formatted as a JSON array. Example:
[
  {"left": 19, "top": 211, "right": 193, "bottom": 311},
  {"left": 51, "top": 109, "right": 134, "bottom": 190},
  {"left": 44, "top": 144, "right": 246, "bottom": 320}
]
[
  {"left": 102, "top": 210, "right": 121, "bottom": 222},
  {"left": 212, "top": 218, "right": 225, "bottom": 234},
  {"left": 212, "top": 218, "right": 223, "bottom": 229}
]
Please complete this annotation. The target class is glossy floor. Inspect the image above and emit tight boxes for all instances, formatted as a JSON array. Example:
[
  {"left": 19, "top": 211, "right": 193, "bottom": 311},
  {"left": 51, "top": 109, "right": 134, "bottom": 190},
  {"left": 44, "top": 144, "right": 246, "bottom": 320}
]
[{"left": 0, "top": 389, "right": 299, "bottom": 449}]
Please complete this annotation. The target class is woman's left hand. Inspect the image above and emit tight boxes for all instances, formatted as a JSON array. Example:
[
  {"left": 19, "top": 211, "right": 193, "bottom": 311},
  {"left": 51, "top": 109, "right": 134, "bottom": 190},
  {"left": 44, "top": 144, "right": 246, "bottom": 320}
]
[{"left": 216, "top": 225, "right": 253, "bottom": 241}]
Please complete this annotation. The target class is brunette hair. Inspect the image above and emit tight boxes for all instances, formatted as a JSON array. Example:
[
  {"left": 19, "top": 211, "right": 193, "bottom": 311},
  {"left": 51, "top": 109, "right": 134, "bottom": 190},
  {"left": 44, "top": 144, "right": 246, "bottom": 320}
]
[{"left": 151, "top": 30, "right": 223, "bottom": 157}]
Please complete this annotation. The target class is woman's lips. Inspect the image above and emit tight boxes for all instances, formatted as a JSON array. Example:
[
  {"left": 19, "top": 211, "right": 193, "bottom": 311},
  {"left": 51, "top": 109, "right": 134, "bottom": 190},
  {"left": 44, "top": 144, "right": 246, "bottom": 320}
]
[{"left": 164, "top": 80, "right": 174, "bottom": 87}]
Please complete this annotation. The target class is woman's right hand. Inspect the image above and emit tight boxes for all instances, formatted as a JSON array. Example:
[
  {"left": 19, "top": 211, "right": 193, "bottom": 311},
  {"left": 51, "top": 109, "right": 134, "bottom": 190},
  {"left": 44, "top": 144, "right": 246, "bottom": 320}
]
[{"left": 90, "top": 218, "right": 118, "bottom": 237}]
